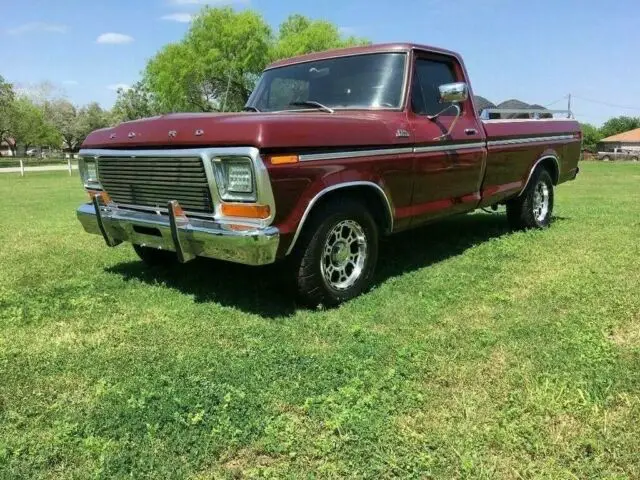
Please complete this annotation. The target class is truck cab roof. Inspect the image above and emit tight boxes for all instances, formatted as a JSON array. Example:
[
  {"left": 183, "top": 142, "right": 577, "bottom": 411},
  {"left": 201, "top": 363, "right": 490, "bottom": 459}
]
[{"left": 266, "top": 42, "right": 462, "bottom": 70}]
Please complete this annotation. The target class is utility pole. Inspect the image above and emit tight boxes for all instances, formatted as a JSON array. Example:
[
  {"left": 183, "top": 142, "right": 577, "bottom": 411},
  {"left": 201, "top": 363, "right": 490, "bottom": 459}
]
[{"left": 567, "top": 94, "right": 572, "bottom": 118}]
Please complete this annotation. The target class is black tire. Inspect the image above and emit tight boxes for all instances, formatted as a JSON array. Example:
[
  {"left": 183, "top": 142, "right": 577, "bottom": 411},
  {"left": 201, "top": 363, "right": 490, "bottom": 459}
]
[
  {"left": 133, "top": 244, "right": 178, "bottom": 267},
  {"left": 292, "top": 198, "right": 379, "bottom": 307},
  {"left": 506, "top": 168, "right": 554, "bottom": 230},
  {"left": 631, "top": 156, "right": 639, "bottom": 162},
  {"left": 601, "top": 156, "right": 611, "bottom": 162}
]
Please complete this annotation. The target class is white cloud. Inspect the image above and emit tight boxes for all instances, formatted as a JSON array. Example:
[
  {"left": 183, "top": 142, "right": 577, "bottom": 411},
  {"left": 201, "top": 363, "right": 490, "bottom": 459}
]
[
  {"left": 161, "top": 13, "right": 193, "bottom": 22},
  {"left": 107, "top": 83, "right": 132, "bottom": 92},
  {"left": 63, "top": 80, "right": 79, "bottom": 86},
  {"left": 96, "top": 33, "right": 134, "bottom": 44},
  {"left": 7, "top": 22, "right": 68, "bottom": 35}
]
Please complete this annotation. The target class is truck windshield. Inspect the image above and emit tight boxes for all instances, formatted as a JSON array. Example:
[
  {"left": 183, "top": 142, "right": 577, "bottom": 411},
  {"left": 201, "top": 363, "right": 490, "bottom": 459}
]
[{"left": 246, "top": 52, "right": 407, "bottom": 112}]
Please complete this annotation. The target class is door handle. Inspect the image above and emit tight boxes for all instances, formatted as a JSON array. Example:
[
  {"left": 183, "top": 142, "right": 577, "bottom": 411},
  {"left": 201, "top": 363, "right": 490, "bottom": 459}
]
[{"left": 464, "top": 128, "right": 478, "bottom": 135}]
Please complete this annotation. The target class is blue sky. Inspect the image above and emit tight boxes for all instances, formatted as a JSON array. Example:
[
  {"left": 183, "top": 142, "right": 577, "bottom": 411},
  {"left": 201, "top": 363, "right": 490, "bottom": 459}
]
[{"left": 2, "top": 0, "right": 639, "bottom": 125}]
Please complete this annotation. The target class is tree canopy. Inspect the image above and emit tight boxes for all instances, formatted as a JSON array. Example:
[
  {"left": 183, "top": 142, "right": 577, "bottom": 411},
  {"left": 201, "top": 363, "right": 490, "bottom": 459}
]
[
  {"left": 580, "top": 123, "right": 602, "bottom": 152},
  {"left": 112, "top": 82, "right": 157, "bottom": 123},
  {"left": 11, "top": 97, "right": 59, "bottom": 152},
  {"left": 272, "top": 14, "right": 367, "bottom": 61},
  {"left": 599, "top": 116, "right": 640, "bottom": 139},
  {"left": 0, "top": 76, "right": 16, "bottom": 150},
  {"left": 137, "top": 8, "right": 368, "bottom": 115}
]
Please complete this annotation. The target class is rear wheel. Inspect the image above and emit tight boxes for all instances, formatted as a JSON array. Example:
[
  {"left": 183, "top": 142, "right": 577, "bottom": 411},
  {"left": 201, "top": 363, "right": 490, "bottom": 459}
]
[
  {"left": 292, "top": 198, "right": 379, "bottom": 307},
  {"left": 601, "top": 156, "right": 611, "bottom": 162},
  {"left": 506, "top": 168, "right": 554, "bottom": 230},
  {"left": 133, "top": 244, "right": 178, "bottom": 267}
]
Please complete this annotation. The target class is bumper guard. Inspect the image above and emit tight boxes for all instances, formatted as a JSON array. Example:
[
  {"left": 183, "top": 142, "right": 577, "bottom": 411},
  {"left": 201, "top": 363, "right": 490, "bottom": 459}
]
[{"left": 79, "top": 196, "right": 279, "bottom": 266}]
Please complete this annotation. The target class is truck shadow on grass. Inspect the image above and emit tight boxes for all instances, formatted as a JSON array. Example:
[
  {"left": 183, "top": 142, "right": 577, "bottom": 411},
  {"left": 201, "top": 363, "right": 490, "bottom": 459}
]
[{"left": 106, "top": 213, "right": 550, "bottom": 317}]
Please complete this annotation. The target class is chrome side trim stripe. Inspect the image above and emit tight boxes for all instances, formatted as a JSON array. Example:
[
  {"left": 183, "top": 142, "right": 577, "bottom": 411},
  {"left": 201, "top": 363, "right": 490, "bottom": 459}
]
[
  {"left": 299, "top": 147, "right": 413, "bottom": 162},
  {"left": 298, "top": 135, "right": 574, "bottom": 162},
  {"left": 299, "top": 143, "right": 487, "bottom": 162},
  {"left": 488, "top": 134, "right": 575, "bottom": 147},
  {"left": 413, "top": 142, "right": 485, "bottom": 153}
]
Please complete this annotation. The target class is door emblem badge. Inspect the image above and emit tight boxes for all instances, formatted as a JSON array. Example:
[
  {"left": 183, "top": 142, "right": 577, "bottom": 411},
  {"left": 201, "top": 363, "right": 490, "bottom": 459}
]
[
  {"left": 194, "top": 129, "right": 204, "bottom": 136},
  {"left": 168, "top": 130, "right": 177, "bottom": 138},
  {"left": 110, "top": 133, "right": 116, "bottom": 139},
  {"left": 128, "top": 132, "right": 136, "bottom": 139},
  {"left": 395, "top": 129, "right": 410, "bottom": 138}
]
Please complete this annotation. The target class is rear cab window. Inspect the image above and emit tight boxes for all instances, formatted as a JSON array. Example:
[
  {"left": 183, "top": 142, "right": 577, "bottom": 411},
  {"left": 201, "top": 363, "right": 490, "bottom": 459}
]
[{"left": 411, "top": 56, "right": 460, "bottom": 116}]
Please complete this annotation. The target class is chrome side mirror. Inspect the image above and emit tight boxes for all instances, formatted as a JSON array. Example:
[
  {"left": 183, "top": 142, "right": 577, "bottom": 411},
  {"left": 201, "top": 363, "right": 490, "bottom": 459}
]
[
  {"left": 439, "top": 82, "right": 469, "bottom": 103},
  {"left": 429, "top": 82, "right": 469, "bottom": 141}
]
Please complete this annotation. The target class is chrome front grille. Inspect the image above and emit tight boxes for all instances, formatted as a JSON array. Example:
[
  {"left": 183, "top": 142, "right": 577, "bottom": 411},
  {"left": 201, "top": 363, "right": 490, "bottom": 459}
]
[{"left": 98, "top": 156, "right": 213, "bottom": 214}]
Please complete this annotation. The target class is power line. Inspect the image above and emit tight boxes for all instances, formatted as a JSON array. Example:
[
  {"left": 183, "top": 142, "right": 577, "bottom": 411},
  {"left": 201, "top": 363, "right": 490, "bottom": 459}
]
[
  {"left": 544, "top": 96, "right": 567, "bottom": 107},
  {"left": 572, "top": 95, "right": 640, "bottom": 111}
]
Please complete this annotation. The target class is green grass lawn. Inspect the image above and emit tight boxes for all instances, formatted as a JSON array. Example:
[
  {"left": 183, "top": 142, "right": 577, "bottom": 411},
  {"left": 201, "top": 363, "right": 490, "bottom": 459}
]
[{"left": 1, "top": 163, "right": 639, "bottom": 479}]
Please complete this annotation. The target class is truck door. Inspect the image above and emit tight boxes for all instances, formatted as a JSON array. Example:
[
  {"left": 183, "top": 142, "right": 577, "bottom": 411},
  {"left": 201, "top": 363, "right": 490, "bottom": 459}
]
[{"left": 406, "top": 52, "right": 486, "bottom": 225}]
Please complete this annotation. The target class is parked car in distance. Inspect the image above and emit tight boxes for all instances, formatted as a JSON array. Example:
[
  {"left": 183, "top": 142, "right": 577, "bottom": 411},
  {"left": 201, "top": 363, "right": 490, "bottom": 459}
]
[
  {"left": 598, "top": 150, "right": 639, "bottom": 161},
  {"left": 25, "top": 148, "right": 39, "bottom": 157},
  {"left": 76, "top": 43, "right": 582, "bottom": 306}
]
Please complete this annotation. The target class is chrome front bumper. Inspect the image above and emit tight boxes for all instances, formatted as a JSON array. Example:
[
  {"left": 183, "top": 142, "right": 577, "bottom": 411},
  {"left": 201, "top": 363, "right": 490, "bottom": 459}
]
[{"left": 77, "top": 202, "right": 279, "bottom": 266}]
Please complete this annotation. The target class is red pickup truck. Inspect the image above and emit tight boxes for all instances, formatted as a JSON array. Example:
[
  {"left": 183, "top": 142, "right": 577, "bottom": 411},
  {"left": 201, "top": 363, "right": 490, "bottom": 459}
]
[{"left": 77, "top": 43, "right": 581, "bottom": 306}]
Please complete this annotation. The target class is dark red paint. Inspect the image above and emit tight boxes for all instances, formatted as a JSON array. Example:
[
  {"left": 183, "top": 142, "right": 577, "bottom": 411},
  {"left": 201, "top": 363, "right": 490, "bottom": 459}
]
[{"left": 82, "top": 43, "right": 581, "bottom": 257}]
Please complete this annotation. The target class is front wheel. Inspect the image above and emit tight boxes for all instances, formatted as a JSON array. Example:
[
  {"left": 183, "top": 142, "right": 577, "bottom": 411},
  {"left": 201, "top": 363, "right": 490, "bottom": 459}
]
[
  {"left": 506, "top": 169, "right": 554, "bottom": 230},
  {"left": 292, "top": 199, "right": 379, "bottom": 307}
]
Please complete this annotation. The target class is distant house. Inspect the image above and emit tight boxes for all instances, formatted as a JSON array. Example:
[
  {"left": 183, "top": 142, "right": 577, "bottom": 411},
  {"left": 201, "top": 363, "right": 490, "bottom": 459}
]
[
  {"left": 0, "top": 139, "right": 15, "bottom": 157},
  {"left": 598, "top": 128, "right": 640, "bottom": 153}
]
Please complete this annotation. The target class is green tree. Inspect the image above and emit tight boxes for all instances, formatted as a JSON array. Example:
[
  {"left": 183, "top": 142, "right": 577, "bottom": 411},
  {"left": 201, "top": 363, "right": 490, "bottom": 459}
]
[
  {"left": 580, "top": 123, "right": 602, "bottom": 152},
  {"left": 13, "top": 97, "right": 45, "bottom": 153},
  {"left": 6, "top": 97, "right": 60, "bottom": 155},
  {"left": 46, "top": 99, "right": 81, "bottom": 151},
  {"left": 140, "top": 8, "right": 370, "bottom": 116},
  {"left": 0, "top": 75, "right": 16, "bottom": 153},
  {"left": 112, "top": 82, "right": 158, "bottom": 122},
  {"left": 272, "top": 14, "right": 368, "bottom": 61},
  {"left": 599, "top": 116, "right": 640, "bottom": 139},
  {"left": 144, "top": 7, "right": 272, "bottom": 113},
  {"left": 76, "top": 102, "right": 112, "bottom": 141}
]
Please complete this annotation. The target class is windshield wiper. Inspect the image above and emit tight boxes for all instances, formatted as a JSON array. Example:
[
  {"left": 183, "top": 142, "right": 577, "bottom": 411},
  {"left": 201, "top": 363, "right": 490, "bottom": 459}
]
[
  {"left": 243, "top": 106, "right": 260, "bottom": 112},
  {"left": 288, "top": 101, "right": 334, "bottom": 113}
]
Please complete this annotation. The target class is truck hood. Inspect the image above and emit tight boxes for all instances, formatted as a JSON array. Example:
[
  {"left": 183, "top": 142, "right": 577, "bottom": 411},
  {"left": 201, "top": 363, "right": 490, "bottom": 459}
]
[{"left": 82, "top": 111, "right": 404, "bottom": 150}]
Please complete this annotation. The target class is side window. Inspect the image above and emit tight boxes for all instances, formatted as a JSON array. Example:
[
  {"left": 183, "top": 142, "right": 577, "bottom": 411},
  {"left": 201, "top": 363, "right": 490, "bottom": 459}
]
[
  {"left": 411, "top": 58, "right": 458, "bottom": 116},
  {"left": 267, "top": 78, "right": 309, "bottom": 110}
]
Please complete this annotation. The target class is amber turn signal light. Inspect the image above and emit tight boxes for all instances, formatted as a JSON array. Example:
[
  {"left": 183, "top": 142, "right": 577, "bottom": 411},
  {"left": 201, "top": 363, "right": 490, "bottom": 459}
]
[
  {"left": 221, "top": 203, "right": 271, "bottom": 219},
  {"left": 269, "top": 154, "right": 298, "bottom": 165},
  {"left": 88, "top": 190, "right": 112, "bottom": 204}
]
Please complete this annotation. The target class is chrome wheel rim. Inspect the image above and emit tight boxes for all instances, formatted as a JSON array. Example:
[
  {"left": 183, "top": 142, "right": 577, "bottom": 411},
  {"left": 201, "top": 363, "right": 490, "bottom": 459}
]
[
  {"left": 532, "top": 180, "right": 550, "bottom": 222},
  {"left": 321, "top": 220, "right": 367, "bottom": 290}
]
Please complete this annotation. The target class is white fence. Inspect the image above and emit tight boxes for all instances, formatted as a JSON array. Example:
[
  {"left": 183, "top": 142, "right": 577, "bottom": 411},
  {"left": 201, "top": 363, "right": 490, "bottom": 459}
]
[{"left": 0, "top": 158, "right": 78, "bottom": 176}]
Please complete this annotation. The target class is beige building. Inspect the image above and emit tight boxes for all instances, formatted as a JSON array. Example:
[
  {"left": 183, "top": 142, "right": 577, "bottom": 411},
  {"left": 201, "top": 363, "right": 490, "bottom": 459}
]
[{"left": 598, "top": 128, "right": 640, "bottom": 153}]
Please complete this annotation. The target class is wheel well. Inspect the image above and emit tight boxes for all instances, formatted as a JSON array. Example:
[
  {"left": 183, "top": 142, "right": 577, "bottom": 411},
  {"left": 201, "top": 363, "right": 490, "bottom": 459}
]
[
  {"left": 309, "top": 185, "right": 392, "bottom": 234},
  {"left": 287, "top": 184, "right": 393, "bottom": 255},
  {"left": 538, "top": 156, "right": 559, "bottom": 185}
]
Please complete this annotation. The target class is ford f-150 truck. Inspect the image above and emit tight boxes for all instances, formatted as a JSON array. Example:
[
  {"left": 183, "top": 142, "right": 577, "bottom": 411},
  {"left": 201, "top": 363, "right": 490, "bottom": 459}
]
[{"left": 77, "top": 43, "right": 581, "bottom": 306}]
